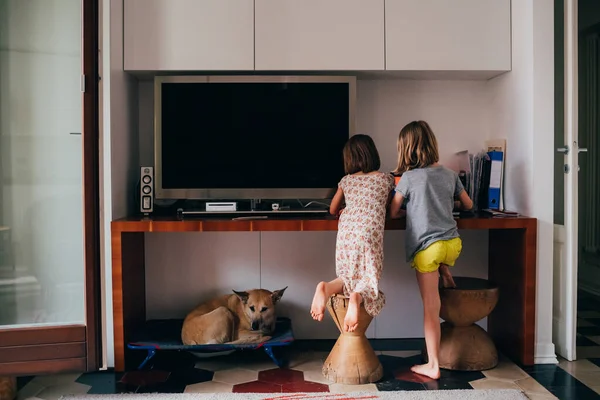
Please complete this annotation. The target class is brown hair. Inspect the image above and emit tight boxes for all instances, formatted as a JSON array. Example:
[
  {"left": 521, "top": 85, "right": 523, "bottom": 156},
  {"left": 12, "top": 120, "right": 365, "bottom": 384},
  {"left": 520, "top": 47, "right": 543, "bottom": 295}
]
[
  {"left": 343, "top": 134, "right": 381, "bottom": 174},
  {"left": 394, "top": 120, "right": 440, "bottom": 174}
]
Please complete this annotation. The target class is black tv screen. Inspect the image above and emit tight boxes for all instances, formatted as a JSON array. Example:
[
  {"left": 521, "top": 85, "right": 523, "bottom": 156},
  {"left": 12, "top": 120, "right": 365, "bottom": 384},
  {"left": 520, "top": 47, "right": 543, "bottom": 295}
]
[{"left": 160, "top": 82, "right": 350, "bottom": 193}]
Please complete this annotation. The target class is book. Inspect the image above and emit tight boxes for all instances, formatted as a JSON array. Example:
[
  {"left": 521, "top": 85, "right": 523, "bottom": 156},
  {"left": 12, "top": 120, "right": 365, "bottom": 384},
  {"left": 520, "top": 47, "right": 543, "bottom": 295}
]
[
  {"left": 487, "top": 151, "right": 504, "bottom": 210},
  {"left": 485, "top": 139, "right": 507, "bottom": 210}
]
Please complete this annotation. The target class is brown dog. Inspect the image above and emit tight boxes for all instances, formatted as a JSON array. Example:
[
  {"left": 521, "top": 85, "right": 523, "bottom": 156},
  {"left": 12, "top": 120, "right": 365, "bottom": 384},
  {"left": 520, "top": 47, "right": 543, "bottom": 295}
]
[{"left": 181, "top": 287, "right": 287, "bottom": 345}]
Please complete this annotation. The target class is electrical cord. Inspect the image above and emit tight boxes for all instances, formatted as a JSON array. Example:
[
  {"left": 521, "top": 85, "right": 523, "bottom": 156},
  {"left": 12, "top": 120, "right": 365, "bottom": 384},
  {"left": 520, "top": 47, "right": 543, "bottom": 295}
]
[{"left": 296, "top": 199, "right": 330, "bottom": 209}]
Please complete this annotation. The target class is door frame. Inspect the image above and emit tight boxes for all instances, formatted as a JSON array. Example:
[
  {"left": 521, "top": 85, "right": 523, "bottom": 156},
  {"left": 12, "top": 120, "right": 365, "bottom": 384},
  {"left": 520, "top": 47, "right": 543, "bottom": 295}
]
[
  {"left": 0, "top": 0, "right": 101, "bottom": 374},
  {"left": 555, "top": 0, "right": 579, "bottom": 362},
  {"left": 83, "top": 0, "right": 102, "bottom": 372}
]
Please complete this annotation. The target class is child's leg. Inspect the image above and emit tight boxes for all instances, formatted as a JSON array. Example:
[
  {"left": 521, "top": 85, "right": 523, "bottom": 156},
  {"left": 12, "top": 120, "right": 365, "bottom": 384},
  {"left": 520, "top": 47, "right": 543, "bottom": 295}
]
[
  {"left": 411, "top": 270, "right": 442, "bottom": 380},
  {"left": 439, "top": 264, "right": 456, "bottom": 288},
  {"left": 310, "top": 278, "right": 344, "bottom": 321},
  {"left": 440, "top": 238, "right": 462, "bottom": 289},
  {"left": 343, "top": 292, "right": 362, "bottom": 332}
]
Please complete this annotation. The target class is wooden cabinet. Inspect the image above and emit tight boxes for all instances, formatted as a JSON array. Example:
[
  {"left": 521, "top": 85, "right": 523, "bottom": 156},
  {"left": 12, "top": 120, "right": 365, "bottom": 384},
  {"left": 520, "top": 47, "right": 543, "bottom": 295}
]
[
  {"left": 124, "top": 0, "right": 254, "bottom": 71},
  {"left": 255, "top": 0, "right": 385, "bottom": 71},
  {"left": 385, "top": 0, "right": 511, "bottom": 72}
]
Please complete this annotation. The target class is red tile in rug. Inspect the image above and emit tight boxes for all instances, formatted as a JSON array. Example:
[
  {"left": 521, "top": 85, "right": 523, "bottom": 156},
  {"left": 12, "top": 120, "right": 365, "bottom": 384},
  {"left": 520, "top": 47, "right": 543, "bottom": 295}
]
[
  {"left": 394, "top": 367, "right": 435, "bottom": 384},
  {"left": 119, "top": 370, "right": 170, "bottom": 386},
  {"left": 259, "top": 369, "right": 304, "bottom": 385},
  {"left": 282, "top": 381, "right": 330, "bottom": 393},
  {"left": 233, "top": 380, "right": 283, "bottom": 393}
]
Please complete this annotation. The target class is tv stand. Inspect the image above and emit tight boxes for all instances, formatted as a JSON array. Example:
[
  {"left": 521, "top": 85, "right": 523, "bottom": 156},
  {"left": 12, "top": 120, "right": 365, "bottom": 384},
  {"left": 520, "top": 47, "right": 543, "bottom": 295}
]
[{"left": 111, "top": 213, "right": 537, "bottom": 371}]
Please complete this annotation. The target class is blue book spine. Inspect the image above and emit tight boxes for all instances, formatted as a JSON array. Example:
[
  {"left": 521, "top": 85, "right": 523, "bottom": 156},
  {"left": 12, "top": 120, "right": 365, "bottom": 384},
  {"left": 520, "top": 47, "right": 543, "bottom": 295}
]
[{"left": 487, "top": 151, "right": 503, "bottom": 210}]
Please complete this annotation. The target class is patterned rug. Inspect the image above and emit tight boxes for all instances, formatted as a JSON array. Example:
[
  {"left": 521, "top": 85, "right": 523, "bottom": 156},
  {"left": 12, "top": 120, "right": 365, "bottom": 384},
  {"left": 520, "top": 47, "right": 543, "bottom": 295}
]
[{"left": 61, "top": 389, "right": 528, "bottom": 399}]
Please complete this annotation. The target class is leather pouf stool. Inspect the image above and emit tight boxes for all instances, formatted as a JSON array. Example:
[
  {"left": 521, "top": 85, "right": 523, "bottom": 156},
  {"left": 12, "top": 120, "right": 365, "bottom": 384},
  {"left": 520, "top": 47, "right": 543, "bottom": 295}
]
[
  {"left": 438, "top": 277, "right": 499, "bottom": 371},
  {"left": 322, "top": 294, "right": 383, "bottom": 384}
]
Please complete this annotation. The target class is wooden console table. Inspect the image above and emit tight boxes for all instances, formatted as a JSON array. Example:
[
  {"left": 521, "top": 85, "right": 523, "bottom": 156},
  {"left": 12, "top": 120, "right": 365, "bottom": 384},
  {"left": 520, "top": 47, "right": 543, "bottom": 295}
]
[{"left": 111, "top": 215, "right": 536, "bottom": 371}]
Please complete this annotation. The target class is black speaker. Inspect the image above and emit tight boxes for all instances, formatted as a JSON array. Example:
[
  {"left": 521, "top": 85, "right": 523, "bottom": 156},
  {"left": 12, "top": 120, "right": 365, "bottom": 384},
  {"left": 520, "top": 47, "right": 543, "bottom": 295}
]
[{"left": 140, "top": 167, "right": 153, "bottom": 214}]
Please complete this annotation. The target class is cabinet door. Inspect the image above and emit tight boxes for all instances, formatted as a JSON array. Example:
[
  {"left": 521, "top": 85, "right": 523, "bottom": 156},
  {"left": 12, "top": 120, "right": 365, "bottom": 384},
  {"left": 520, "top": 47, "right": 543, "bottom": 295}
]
[
  {"left": 255, "top": 0, "right": 384, "bottom": 71},
  {"left": 385, "top": 0, "right": 511, "bottom": 72},
  {"left": 124, "top": 0, "right": 254, "bottom": 71}
]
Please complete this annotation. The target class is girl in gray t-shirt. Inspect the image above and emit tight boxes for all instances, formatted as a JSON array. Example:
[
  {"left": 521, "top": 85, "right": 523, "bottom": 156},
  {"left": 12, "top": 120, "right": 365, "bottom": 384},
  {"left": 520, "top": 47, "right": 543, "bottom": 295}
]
[{"left": 389, "top": 121, "right": 473, "bottom": 381}]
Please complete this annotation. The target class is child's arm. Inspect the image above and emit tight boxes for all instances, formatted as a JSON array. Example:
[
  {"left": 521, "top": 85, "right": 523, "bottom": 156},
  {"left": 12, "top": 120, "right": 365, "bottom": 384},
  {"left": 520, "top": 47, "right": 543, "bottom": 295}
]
[
  {"left": 330, "top": 187, "right": 345, "bottom": 216},
  {"left": 386, "top": 176, "right": 396, "bottom": 208},
  {"left": 386, "top": 191, "right": 394, "bottom": 208},
  {"left": 456, "top": 190, "right": 474, "bottom": 211},
  {"left": 389, "top": 192, "right": 406, "bottom": 219},
  {"left": 453, "top": 173, "right": 473, "bottom": 211}
]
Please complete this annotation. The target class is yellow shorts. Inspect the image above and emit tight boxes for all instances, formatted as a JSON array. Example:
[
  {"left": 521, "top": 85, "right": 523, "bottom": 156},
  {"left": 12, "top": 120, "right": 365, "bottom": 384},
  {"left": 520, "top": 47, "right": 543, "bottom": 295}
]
[{"left": 411, "top": 237, "right": 462, "bottom": 273}]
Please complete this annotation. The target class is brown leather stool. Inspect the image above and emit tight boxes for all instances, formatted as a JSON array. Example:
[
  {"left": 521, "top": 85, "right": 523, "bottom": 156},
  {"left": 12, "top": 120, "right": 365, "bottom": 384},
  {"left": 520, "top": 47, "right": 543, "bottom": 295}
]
[
  {"left": 437, "top": 277, "right": 499, "bottom": 371},
  {"left": 322, "top": 294, "right": 383, "bottom": 384}
]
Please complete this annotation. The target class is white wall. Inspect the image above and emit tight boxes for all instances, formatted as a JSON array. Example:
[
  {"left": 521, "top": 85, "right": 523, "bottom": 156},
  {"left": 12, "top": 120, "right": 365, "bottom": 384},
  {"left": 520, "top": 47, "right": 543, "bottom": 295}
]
[
  {"left": 99, "top": 0, "right": 140, "bottom": 368},
  {"left": 146, "top": 230, "right": 489, "bottom": 340},
  {"left": 140, "top": 79, "right": 491, "bottom": 340},
  {"left": 101, "top": 0, "right": 558, "bottom": 366},
  {"left": 487, "top": 0, "right": 557, "bottom": 364},
  {"left": 108, "top": 0, "right": 139, "bottom": 220}
]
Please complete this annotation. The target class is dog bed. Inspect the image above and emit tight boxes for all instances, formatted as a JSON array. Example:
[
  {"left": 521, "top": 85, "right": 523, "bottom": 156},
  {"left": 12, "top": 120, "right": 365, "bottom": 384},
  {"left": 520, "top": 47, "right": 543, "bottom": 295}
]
[{"left": 127, "top": 317, "right": 294, "bottom": 369}]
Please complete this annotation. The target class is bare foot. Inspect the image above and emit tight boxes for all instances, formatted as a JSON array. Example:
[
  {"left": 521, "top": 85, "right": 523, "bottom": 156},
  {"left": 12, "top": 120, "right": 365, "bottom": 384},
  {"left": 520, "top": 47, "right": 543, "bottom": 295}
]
[
  {"left": 411, "top": 363, "right": 441, "bottom": 380},
  {"left": 310, "top": 282, "right": 328, "bottom": 321},
  {"left": 343, "top": 292, "right": 361, "bottom": 332},
  {"left": 439, "top": 265, "right": 456, "bottom": 288}
]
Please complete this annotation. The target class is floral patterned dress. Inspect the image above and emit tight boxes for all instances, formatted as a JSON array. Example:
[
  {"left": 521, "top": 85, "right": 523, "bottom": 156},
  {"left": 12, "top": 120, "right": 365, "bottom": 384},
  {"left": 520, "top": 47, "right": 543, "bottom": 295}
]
[{"left": 336, "top": 172, "right": 395, "bottom": 316}]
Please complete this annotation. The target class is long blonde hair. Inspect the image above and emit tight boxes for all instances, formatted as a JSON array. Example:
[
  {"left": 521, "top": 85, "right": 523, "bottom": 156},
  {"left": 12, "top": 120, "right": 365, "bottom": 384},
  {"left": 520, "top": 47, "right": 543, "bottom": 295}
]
[{"left": 393, "top": 120, "right": 439, "bottom": 174}]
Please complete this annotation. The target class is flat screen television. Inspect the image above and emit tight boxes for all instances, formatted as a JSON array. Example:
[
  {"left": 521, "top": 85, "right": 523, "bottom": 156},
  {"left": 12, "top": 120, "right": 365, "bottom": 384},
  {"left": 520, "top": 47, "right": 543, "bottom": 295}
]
[{"left": 154, "top": 75, "right": 356, "bottom": 200}]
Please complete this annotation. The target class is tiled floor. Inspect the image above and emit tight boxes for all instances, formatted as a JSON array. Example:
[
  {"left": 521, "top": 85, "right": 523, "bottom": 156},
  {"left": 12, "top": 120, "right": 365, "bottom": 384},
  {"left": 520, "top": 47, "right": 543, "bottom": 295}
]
[
  {"left": 14, "top": 291, "right": 600, "bottom": 400},
  {"left": 549, "top": 290, "right": 600, "bottom": 399},
  {"left": 13, "top": 348, "right": 597, "bottom": 400}
]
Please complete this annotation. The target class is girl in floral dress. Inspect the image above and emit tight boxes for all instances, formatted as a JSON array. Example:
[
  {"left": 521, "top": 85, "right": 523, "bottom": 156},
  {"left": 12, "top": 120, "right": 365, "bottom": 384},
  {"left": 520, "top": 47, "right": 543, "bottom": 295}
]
[{"left": 310, "top": 134, "right": 394, "bottom": 332}]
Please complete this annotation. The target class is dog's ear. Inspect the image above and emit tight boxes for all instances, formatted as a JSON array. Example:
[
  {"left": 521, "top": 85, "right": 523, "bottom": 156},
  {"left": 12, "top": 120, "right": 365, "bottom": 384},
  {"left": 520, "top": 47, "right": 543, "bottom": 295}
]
[
  {"left": 271, "top": 287, "right": 287, "bottom": 303},
  {"left": 233, "top": 290, "right": 250, "bottom": 304}
]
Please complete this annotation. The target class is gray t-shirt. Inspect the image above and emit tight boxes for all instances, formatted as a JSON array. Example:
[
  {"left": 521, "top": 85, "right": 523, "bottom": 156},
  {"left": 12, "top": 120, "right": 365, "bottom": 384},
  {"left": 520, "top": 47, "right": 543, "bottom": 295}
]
[{"left": 396, "top": 166, "right": 465, "bottom": 262}]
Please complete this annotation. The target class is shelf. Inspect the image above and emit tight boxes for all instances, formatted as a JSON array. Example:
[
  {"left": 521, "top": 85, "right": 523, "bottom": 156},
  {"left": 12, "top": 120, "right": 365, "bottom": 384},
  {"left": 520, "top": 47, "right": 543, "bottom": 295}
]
[{"left": 112, "top": 214, "right": 535, "bottom": 233}]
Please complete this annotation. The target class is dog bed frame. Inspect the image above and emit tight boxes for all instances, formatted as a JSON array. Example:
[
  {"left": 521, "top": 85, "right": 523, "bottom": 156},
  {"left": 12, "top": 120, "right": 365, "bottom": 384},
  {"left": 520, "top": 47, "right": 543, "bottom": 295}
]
[{"left": 127, "top": 317, "right": 294, "bottom": 369}]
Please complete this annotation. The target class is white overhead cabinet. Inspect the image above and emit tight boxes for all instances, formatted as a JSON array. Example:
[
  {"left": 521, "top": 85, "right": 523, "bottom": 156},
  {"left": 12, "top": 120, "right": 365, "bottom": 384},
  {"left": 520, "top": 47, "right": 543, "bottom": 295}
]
[
  {"left": 123, "top": 0, "right": 254, "bottom": 71},
  {"left": 122, "top": 0, "right": 510, "bottom": 75},
  {"left": 254, "top": 0, "right": 385, "bottom": 71},
  {"left": 385, "top": 0, "right": 511, "bottom": 72}
]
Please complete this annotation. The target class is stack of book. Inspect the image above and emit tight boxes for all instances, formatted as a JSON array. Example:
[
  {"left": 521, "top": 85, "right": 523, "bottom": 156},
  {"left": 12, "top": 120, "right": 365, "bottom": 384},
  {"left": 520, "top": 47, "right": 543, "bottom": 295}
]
[{"left": 453, "top": 148, "right": 504, "bottom": 212}]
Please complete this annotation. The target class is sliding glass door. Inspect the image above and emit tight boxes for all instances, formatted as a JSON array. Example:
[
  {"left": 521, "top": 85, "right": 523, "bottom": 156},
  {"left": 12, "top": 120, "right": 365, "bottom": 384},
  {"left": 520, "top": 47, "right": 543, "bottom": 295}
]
[{"left": 0, "top": 0, "right": 100, "bottom": 374}]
